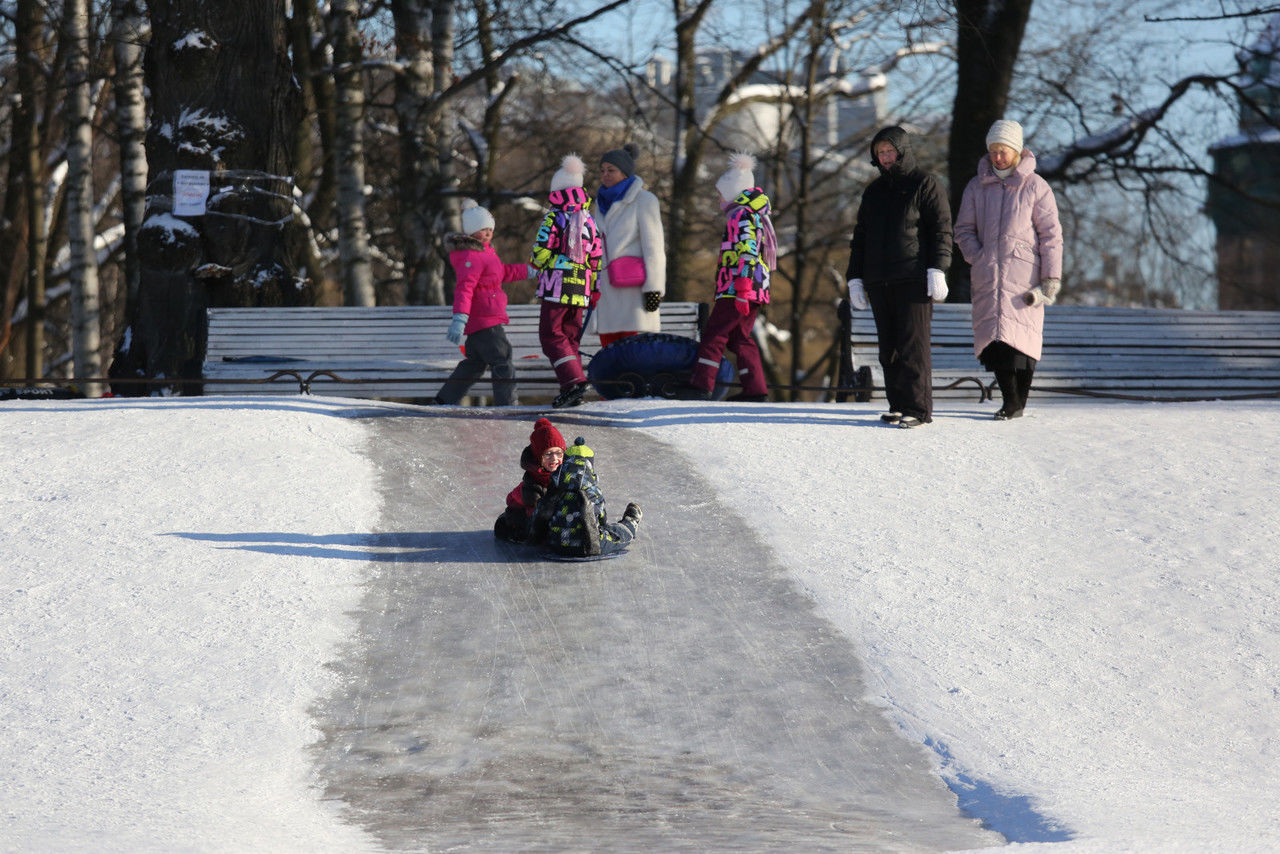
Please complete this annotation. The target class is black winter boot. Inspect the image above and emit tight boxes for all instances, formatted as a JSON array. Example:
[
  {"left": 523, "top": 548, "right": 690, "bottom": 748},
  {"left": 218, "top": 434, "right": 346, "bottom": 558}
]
[
  {"left": 552, "top": 381, "right": 589, "bottom": 408},
  {"left": 993, "top": 370, "right": 1023, "bottom": 419}
]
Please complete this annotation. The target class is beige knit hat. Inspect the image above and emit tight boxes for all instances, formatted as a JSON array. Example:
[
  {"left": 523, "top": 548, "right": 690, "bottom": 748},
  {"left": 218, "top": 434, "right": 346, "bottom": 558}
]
[
  {"left": 986, "top": 119, "right": 1024, "bottom": 152},
  {"left": 460, "top": 199, "right": 495, "bottom": 234}
]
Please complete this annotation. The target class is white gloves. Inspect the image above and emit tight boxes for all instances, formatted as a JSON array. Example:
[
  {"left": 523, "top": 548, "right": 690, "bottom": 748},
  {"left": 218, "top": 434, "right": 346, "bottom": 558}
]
[
  {"left": 446, "top": 313, "right": 468, "bottom": 344},
  {"left": 847, "top": 278, "right": 869, "bottom": 311},
  {"left": 926, "top": 268, "right": 948, "bottom": 303},
  {"left": 1024, "top": 278, "right": 1061, "bottom": 307},
  {"left": 526, "top": 264, "right": 539, "bottom": 279}
]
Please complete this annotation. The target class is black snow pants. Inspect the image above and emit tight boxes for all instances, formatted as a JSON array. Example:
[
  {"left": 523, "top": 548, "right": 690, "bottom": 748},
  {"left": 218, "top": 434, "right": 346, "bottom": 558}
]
[
  {"left": 867, "top": 278, "right": 933, "bottom": 421},
  {"left": 436, "top": 324, "right": 518, "bottom": 406}
]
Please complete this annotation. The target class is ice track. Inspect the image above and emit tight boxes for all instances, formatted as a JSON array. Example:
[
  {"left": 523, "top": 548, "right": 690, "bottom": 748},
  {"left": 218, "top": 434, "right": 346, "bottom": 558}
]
[{"left": 311, "top": 413, "right": 1003, "bottom": 852}]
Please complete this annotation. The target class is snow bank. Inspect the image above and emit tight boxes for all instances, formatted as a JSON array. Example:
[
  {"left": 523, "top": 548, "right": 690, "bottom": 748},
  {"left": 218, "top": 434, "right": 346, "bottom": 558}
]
[
  {"left": 0, "top": 398, "right": 381, "bottom": 852},
  {"left": 618, "top": 398, "right": 1280, "bottom": 851}
]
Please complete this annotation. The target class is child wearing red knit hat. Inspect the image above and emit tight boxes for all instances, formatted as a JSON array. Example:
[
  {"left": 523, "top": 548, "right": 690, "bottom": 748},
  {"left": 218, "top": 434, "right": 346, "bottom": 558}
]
[{"left": 494, "top": 418, "right": 567, "bottom": 544}]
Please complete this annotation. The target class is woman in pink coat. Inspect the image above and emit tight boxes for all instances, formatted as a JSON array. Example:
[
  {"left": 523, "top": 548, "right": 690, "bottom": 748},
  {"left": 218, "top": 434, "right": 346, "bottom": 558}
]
[{"left": 955, "top": 119, "right": 1064, "bottom": 420}]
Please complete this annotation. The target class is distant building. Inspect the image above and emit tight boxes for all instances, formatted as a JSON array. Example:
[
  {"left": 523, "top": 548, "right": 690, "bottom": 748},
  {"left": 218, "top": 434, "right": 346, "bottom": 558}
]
[
  {"left": 645, "top": 48, "right": 885, "bottom": 174},
  {"left": 1208, "top": 15, "right": 1280, "bottom": 309}
]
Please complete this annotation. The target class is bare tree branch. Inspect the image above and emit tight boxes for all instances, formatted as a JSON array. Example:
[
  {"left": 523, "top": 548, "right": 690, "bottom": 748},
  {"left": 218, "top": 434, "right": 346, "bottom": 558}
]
[
  {"left": 1144, "top": 6, "right": 1280, "bottom": 23},
  {"left": 436, "top": 0, "right": 633, "bottom": 106}
]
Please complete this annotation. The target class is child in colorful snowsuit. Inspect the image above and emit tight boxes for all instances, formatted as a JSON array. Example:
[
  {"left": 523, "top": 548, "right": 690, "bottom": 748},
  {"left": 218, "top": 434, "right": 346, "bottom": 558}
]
[
  {"left": 494, "top": 418, "right": 567, "bottom": 544},
  {"left": 529, "top": 154, "right": 604, "bottom": 409},
  {"left": 436, "top": 200, "right": 532, "bottom": 406},
  {"left": 532, "top": 436, "right": 641, "bottom": 558},
  {"left": 684, "top": 153, "right": 776, "bottom": 401}
]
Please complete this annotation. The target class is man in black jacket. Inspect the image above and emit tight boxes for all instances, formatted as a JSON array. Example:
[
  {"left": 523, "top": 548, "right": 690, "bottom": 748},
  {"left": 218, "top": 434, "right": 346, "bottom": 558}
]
[{"left": 845, "top": 126, "right": 953, "bottom": 428}]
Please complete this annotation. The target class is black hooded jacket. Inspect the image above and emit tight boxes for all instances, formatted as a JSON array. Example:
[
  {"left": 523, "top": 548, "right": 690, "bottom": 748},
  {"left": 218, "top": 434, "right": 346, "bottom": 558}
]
[{"left": 846, "top": 126, "right": 953, "bottom": 284}]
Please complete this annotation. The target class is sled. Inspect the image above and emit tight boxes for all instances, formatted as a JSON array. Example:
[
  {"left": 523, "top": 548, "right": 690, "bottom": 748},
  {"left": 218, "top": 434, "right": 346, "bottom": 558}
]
[
  {"left": 586, "top": 332, "right": 734, "bottom": 400},
  {"left": 542, "top": 550, "right": 627, "bottom": 563}
]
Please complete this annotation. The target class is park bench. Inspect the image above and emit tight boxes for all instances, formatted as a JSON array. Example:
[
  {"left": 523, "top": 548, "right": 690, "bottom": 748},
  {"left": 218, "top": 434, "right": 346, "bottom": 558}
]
[
  {"left": 202, "top": 302, "right": 706, "bottom": 401},
  {"left": 837, "top": 302, "right": 1280, "bottom": 402}
]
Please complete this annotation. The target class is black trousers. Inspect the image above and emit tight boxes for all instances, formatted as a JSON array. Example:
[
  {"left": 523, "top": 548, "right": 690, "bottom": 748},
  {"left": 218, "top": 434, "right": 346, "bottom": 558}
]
[
  {"left": 980, "top": 341, "right": 1037, "bottom": 412},
  {"left": 867, "top": 280, "right": 933, "bottom": 420},
  {"left": 437, "top": 324, "right": 518, "bottom": 406}
]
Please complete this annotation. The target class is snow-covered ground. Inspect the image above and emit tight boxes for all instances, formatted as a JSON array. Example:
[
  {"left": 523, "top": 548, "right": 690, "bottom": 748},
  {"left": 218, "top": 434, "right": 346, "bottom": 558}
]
[{"left": 2, "top": 395, "right": 1277, "bottom": 852}]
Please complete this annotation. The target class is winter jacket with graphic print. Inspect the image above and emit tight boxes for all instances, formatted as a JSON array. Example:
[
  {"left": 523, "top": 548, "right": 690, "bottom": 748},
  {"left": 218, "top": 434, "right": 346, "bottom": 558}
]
[
  {"left": 715, "top": 188, "right": 772, "bottom": 304},
  {"left": 529, "top": 186, "right": 603, "bottom": 307},
  {"left": 446, "top": 233, "right": 530, "bottom": 335}
]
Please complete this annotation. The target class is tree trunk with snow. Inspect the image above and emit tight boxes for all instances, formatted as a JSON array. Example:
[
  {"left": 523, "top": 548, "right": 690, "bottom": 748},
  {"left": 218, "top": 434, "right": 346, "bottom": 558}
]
[
  {"left": 947, "top": 0, "right": 1035, "bottom": 302},
  {"left": 110, "top": 0, "right": 307, "bottom": 394},
  {"left": 328, "top": 0, "right": 376, "bottom": 306},
  {"left": 64, "top": 0, "right": 104, "bottom": 395}
]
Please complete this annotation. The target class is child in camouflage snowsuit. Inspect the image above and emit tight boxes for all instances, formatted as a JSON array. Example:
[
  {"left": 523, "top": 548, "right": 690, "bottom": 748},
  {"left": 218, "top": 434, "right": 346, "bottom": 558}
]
[{"left": 532, "top": 436, "right": 641, "bottom": 557}]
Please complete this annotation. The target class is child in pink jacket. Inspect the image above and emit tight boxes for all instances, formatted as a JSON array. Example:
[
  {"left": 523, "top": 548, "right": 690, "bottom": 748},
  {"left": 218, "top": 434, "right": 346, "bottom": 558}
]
[{"left": 435, "top": 200, "right": 532, "bottom": 406}]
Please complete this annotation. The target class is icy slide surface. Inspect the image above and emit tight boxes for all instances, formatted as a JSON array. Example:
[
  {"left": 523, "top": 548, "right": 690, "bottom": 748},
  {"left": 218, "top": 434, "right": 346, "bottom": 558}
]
[{"left": 312, "top": 414, "right": 1000, "bottom": 852}]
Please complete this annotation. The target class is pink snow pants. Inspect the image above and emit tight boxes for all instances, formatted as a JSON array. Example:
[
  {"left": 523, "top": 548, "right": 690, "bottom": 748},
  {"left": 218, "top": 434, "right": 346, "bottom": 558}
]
[
  {"left": 689, "top": 298, "right": 767, "bottom": 395},
  {"left": 539, "top": 301, "right": 586, "bottom": 388}
]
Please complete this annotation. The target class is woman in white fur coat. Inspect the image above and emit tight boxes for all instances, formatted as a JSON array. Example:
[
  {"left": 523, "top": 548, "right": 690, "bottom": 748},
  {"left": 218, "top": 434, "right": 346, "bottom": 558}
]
[{"left": 592, "top": 143, "right": 667, "bottom": 346}]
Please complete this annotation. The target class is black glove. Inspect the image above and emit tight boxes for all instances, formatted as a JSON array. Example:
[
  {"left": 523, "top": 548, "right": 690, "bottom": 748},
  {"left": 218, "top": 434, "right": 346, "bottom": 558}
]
[{"left": 643, "top": 291, "right": 662, "bottom": 312}]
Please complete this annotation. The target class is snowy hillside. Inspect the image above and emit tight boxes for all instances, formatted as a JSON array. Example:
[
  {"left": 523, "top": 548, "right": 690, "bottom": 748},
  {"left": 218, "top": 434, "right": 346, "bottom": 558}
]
[{"left": 2, "top": 395, "right": 1277, "bottom": 852}]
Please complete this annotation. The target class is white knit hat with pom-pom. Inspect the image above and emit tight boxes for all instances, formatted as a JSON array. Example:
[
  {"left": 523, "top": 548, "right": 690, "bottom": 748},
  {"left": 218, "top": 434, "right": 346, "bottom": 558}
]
[
  {"left": 550, "top": 154, "right": 586, "bottom": 192},
  {"left": 716, "top": 152, "right": 757, "bottom": 201},
  {"left": 460, "top": 199, "right": 495, "bottom": 234}
]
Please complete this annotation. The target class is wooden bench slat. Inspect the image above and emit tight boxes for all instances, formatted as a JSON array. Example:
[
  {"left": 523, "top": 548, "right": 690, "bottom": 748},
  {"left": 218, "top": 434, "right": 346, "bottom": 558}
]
[
  {"left": 842, "top": 303, "right": 1280, "bottom": 401},
  {"left": 203, "top": 303, "right": 703, "bottom": 400}
]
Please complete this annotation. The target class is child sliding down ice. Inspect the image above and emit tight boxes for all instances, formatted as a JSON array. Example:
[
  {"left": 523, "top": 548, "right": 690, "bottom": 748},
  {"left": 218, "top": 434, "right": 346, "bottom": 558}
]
[
  {"left": 494, "top": 418, "right": 566, "bottom": 544},
  {"left": 532, "top": 436, "right": 641, "bottom": 558}
]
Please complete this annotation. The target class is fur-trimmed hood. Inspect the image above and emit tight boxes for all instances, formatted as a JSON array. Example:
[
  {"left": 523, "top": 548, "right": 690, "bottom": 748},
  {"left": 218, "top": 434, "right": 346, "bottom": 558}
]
[{"left": 445, "top": 232, "right": 486, "bottom": 253}]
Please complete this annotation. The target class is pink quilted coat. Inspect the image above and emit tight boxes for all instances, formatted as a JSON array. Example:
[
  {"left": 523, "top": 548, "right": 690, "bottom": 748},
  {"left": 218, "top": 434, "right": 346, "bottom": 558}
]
[
  {"left": 447, "top": 233, "right": 530, "bottom": 335},
  {"left": 954, "top": 150, "right": 1063, "bottom": 361}
]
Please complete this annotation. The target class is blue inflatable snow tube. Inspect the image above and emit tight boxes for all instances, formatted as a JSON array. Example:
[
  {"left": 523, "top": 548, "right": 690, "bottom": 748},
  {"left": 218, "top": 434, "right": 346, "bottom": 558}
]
[{"left": 587, "top": 332, "right": 734, "bottom": 400}]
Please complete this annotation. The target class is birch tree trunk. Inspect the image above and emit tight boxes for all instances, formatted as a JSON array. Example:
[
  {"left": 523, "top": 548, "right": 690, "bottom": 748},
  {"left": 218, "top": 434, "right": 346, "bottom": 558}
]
[
  {"left": 289, "top": 0, "right": 337, "bottom": 302},
  {"left": 328, "top": 0, "right": 376, "bottom": 306},
  {"left": 425, "top": 0, "right": 459, "bottom": 306},
  {"left": 112, "top": 0, "right": 149, "bottom": 313},
  {"left": 391, "top": 0, "right": 441, "bottom": 305},
  {"left": 666, "top": 0, "right": 716, "bottom": 303},
  {"left": 64, "top": 0, "right": 104, "bottom": 396}
]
